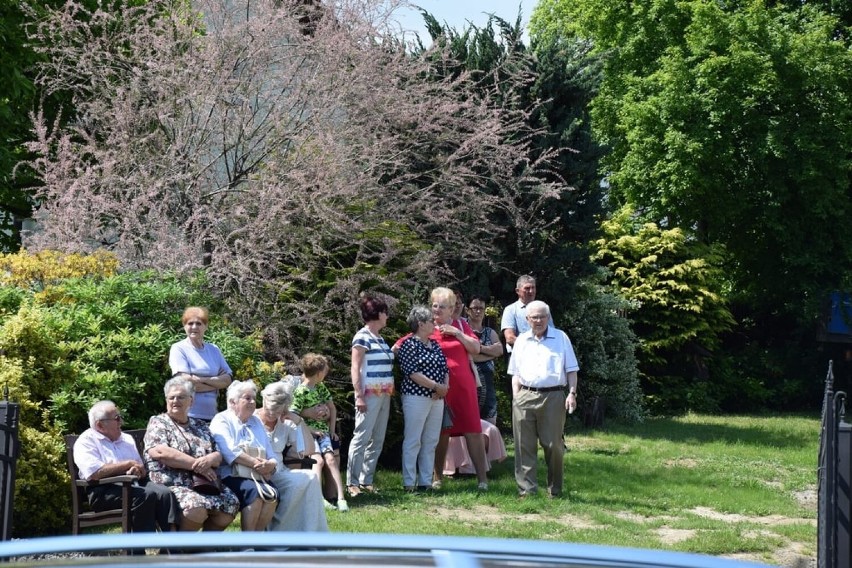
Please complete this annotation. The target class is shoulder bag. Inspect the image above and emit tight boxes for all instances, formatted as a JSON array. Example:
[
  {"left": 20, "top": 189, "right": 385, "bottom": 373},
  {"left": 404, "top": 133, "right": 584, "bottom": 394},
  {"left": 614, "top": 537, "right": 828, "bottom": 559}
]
[{"left": 231, "top": 443, "right": 278, "bottom": 503}]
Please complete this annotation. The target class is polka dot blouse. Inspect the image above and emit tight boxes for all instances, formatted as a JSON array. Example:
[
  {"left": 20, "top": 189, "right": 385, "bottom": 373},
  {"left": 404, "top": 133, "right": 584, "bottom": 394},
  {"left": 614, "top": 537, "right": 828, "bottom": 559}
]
[{"left": 397, "top": 335, "right": 449, "bottom": 397}]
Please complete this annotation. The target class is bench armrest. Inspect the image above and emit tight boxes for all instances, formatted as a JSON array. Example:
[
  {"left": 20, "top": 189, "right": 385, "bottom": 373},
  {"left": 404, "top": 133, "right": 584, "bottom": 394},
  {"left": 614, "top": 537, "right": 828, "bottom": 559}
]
[{"left": 76, "top": 475, "right": 136, "bottom": 487}]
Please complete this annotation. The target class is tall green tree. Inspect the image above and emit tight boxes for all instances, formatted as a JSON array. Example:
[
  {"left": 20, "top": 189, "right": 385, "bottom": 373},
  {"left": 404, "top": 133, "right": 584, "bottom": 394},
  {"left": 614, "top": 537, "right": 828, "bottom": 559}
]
[
  {"left": 0, "top": 0, "right": 101, "bottom": 252},
  {"left": 532, "top": 0, "right": 852, "bottom": 323},
  {"left": 532, "top": 0, "right": 852, "bottom": 405},
  {"left": 0, "top": 0, "right": 40, "bottom": 251}
]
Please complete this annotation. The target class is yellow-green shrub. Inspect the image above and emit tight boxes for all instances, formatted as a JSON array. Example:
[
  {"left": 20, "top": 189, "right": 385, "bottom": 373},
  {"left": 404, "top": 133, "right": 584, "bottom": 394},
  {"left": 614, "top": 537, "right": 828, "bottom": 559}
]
[
  {"left": 0, "top": 250, "right": 118, "bottom": 290},
  {"left": 13, "top": 425, "right": 69, "bottom": 537},
  {"left": 0, "top": 356, "right": 69, "bottom": 536},
  {"left": 0, "top": 264, "right": 261, "bottom": 536}
]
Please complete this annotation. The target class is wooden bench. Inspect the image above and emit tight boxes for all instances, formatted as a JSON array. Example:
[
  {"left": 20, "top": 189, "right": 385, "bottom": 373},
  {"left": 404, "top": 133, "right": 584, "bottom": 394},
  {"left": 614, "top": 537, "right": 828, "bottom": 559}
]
[{"left": 64, "top": 428, "right": 146, "bottom": 536}]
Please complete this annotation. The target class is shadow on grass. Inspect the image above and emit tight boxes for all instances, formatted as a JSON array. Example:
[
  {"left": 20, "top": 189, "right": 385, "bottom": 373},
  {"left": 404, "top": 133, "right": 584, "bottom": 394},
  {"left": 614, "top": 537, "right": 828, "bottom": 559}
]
[{"left": 577, "top": 414, "right": 818, "bottom": 450}]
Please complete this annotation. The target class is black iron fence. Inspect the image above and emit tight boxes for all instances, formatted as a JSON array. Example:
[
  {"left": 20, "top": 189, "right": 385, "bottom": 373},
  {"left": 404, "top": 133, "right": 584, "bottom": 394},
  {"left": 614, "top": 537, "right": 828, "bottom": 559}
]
[
  {"left": 0, "top": 396, "right": 19, "bottom": 541},
  {"left": 819, "top": 360, "right": 851, "bottom": 568}
]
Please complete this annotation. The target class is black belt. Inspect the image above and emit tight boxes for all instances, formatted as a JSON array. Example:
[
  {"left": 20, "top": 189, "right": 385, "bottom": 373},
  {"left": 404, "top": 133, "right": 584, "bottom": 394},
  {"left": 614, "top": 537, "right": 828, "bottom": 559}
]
[{"left": 519, "top": 385, "right": 564, "bottom": 393}]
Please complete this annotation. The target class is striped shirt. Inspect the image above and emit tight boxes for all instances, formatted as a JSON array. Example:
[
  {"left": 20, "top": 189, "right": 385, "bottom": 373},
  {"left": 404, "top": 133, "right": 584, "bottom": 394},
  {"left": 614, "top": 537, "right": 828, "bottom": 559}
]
[{"left": 352, "top": 326, "right": 395, "bottom": 396}]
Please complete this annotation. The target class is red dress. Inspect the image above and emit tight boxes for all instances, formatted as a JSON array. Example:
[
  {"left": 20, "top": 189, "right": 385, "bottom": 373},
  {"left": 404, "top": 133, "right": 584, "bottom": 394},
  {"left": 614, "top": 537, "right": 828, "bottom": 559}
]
[{"left": 431, "top": 320, "right": 482, "bottom": 436}]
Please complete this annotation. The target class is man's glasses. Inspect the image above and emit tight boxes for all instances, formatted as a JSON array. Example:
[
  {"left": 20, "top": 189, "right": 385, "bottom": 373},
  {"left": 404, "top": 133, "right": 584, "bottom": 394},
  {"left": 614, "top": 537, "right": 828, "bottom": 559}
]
[
  {"left": 100, "top": 415, "right": 122, "bottom": 422},
  {"left": 528, "top": 315, "right": 547, "bottom": 321},
  {"left": 167, "top": 395, "right": 189, "bottom": 402}
]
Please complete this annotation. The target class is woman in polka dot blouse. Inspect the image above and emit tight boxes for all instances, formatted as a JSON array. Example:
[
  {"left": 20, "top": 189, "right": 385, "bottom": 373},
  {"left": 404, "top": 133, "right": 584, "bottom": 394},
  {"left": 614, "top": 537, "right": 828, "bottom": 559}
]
[{"left": 397, "top": 305, "right": 449, "bottom": 491}]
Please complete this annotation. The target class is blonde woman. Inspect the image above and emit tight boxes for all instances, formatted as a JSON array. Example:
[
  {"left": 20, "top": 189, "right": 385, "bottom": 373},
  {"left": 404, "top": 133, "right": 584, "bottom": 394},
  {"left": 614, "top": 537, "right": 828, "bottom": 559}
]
[{"left": 429, "top": 287, "right": 489, "bottom": 491}]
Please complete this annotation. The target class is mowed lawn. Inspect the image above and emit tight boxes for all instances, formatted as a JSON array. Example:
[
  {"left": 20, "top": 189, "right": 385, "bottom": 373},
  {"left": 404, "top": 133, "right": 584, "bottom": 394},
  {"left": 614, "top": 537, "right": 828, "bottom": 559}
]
[{"left": 326, "top": 413, "right": 819, "bottom": 566}]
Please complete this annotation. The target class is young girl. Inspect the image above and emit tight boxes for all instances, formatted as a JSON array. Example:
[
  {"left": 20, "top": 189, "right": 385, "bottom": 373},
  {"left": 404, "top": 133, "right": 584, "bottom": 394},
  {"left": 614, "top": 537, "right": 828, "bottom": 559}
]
[{"left": 291, "top": 353, "right": 348, "bottom": 512}]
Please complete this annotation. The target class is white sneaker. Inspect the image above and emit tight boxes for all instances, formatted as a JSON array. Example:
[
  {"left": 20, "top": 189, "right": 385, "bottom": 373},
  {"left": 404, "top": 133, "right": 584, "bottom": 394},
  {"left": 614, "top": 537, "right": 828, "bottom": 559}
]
[
  {"left": 337, "top": 499, "right": 349, "bottom": 512},
  {"left": 323, "top": 499, "right": 335, "bottom": 510}
]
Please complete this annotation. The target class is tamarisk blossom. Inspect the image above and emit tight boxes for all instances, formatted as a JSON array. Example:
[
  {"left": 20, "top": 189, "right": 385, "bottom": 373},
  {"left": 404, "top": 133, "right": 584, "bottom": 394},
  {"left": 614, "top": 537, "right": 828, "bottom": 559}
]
[{"left": 25, "top": 0, "right": 565, "bottom": 355}]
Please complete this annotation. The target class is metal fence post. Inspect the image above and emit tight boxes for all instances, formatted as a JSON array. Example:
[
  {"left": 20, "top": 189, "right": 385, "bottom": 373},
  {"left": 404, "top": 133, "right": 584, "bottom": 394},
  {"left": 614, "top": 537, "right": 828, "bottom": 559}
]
[
  {"left": 0, "top": 388, "right": 20, "bottom": 541},
  {"left": 838, "top": 415, "right": 852, "bottom": 568},
  {"left": 820, "top": 360, "right": 852, "bottom": 568}
]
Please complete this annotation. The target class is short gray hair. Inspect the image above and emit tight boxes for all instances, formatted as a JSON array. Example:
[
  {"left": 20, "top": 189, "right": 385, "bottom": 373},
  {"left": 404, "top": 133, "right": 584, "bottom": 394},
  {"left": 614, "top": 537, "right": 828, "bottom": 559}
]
[
  {"left": 516, "top": 274, "right": 536, "bottom": 289},
  {"left": 88, "top": 400, "right": 116, "bottom": 429},
  {"left": 261, "top": 381, "right": 292, "bottom": 414},
  {"left": 407, "top": 305, "right": 432, "bottom": 333},
  {"left": 164, "top": 376, "right": 195, "bottom": 399},
  {"left": 226, "top": 380, "right": 257, "bottom": 405}
]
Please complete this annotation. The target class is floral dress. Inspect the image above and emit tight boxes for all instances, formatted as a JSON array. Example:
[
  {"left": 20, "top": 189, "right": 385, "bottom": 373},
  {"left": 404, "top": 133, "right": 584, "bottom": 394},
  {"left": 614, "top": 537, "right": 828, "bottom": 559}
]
[{"left": 143, "top": 414, "right": 240, "bottom": 516}]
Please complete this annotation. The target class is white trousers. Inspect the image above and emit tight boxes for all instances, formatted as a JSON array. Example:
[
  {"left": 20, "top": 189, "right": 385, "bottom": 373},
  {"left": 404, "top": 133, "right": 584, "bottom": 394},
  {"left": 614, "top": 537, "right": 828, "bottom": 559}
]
[{"left": 401, "top": 394, "right": 444, "bottom": 487}]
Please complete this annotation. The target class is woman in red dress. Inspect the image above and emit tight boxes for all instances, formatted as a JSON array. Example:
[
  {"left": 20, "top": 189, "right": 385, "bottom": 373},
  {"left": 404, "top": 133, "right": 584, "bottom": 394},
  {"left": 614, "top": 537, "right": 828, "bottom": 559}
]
[{"left": 429, "top": 287, "right": 489, "bottom": 491}]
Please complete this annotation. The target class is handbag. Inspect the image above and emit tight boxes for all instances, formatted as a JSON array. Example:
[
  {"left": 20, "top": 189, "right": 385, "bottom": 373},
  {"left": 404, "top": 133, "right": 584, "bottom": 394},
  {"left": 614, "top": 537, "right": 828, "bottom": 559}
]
[
  {"left": 168, "top": 416, "right": 222, "bottom": 496},
  {"left": 231, "top": 445, "right": 266, "bottom": 478},
  {"left": 470, "top": 355, "right": 482, "bottom": 388},
  {"left": 232, "top": 444, "right": 278, "bottom": 503},
  {"left": 441, "top": 403, "right": 454, "bottom": 430},
  {"left": 457, "top": 318, "right": 481, "bottom": 388},
  {"left": 192, "top": 473, "right": 222, "bottom": 496}
]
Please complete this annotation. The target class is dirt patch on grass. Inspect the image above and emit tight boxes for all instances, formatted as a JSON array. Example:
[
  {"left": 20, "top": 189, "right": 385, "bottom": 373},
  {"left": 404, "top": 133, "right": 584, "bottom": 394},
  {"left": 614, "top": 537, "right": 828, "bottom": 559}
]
[
  {"left": 656, "top": 527, "right": 697, "bottom": 544},
  {"left": 794, "top": 489, "right": 818, "bottom": 509},
  {"left": 429, "top": 501, "right": 816, "bottom": 566},
  {"left": 614, "top": 511, "right": 677, "bottom": 523},
  {"left": 690, "top": 506, "right": 816, "bottom": 526},
  {"left": 725, "top": 541, "right": 815, "bottom": 568},
  {"left": 664, "top": 458, "right": 700, "bottom": 468},
  {"left": 432, "top": 504, "right": 603, "bottom": 530}
]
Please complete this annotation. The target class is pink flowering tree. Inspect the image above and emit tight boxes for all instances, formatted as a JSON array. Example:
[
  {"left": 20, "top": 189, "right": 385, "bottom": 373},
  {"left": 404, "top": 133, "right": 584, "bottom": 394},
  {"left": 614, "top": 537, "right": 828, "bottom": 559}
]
[{"left": 24, "top": 0, "right": 565, "bottom": 359}]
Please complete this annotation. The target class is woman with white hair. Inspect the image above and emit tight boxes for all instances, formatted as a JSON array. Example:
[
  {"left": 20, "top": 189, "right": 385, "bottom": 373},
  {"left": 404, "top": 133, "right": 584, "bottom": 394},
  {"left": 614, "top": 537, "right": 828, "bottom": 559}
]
[
  {"left": 210, "top": 380, "right": 278, "bottom": 531},
  {"left": 256, "top": 381, "right": 329, "bottom": 531}
]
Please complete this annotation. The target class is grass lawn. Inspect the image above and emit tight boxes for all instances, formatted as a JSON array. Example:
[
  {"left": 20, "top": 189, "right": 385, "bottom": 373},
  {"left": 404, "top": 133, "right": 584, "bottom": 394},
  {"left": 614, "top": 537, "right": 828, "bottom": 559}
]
[{"left": 324, "top": 413, "right": 819, "bottom": 566}]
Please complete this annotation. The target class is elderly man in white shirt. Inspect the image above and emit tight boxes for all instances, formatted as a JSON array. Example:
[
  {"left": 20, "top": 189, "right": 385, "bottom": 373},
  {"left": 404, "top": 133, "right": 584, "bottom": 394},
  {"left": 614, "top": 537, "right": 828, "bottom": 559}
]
[
  {"left": 73, "top": 400, "right": 179, "bottom": 537},
  {"left": 507, "top": 301, "right": 579, "bottom": 498}
]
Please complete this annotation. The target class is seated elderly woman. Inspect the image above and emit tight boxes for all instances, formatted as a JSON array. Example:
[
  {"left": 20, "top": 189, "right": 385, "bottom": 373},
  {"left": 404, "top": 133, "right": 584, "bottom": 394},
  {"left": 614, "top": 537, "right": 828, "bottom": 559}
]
[
  {"left": 210, "top": 380, "right": 279, "bottom": 531},
  {"left": 257, "top": 380, "right": 314, "bottom": 470},
  {"left": 144, "top": 377, "right": 239, "bottom": 531},
  {"left": 256, "top": 381, "right": 329, "bottom": 531}
]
